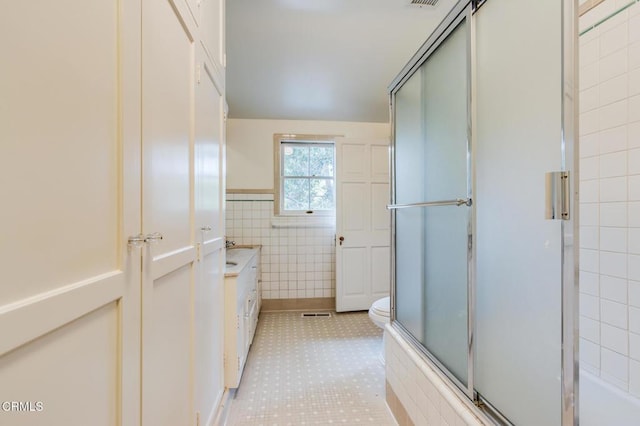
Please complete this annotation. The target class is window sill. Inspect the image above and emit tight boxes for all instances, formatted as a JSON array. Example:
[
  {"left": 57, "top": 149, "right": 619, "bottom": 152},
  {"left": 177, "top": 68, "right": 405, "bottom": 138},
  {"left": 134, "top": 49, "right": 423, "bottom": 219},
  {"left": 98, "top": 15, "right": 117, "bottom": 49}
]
[{"left": 271, "top": 215, "right": 336, "bottom": 228}]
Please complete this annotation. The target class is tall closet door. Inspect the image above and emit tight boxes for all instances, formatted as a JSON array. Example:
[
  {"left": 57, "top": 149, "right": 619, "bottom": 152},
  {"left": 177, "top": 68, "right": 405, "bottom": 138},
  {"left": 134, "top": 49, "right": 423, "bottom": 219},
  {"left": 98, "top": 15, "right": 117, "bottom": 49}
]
[
  {"left": 193, "top": 47, "right": 226, "bottom": 424},
  {"left": 141, "top": 1, "right": 197, "bottom": 425},
  {"left": 0, "top": 1, "right": 141, "bottom": 425}
]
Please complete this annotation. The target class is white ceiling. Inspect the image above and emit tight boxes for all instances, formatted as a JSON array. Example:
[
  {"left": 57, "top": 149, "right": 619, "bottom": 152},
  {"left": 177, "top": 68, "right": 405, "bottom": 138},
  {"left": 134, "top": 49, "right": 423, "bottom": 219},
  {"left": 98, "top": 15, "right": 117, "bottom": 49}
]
[{"left": 226, "top": 0, "right": 458, "bottom": 123}]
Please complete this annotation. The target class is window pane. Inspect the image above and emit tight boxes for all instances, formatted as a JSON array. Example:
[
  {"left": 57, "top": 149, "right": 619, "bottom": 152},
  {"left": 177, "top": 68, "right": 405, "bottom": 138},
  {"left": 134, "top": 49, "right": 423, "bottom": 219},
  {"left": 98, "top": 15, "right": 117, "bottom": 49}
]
[
  {"left": 283, "top": 145, "right": 309, "bottom": 176},
  {"left": 309, "top": 178, "right": 334, "bottom": 210},
  {"left": 283, "top": 178, "right": 309, "bottom": 210},
  {"left": 309, "top": 146, "right": 334, "bottom": 177}
]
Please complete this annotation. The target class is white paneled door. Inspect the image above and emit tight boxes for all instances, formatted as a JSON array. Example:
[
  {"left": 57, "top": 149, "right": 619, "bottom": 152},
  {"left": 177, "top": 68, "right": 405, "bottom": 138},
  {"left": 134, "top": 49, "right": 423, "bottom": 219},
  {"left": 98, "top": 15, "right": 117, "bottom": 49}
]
[
  {"left": 335, "top": 138, "right": 391, "bottom": 312},
  {"left": 141, "top": 0, "right": 198, "bottom": 425},
  {"left": 0, "top": 1, "right": 142, "bottom": 425}
]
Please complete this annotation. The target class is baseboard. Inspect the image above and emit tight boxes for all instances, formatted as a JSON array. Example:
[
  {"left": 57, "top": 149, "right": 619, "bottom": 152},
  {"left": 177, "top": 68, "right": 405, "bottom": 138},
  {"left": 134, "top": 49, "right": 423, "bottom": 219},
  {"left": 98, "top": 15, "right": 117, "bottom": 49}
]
[
  {"left": 260, "top": 297, "right": 335, "bottom": 312},
  {"left": 211, "top": 388, "right": 236, "bottom": 426}
]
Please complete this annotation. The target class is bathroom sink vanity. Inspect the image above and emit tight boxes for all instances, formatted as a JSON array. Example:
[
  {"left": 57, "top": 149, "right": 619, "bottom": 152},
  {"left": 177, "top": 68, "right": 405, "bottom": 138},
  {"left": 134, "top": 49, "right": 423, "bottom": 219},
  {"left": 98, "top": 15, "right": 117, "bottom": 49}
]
[{"left": 224, "top": 246, "right": 261, "bottom": 388}]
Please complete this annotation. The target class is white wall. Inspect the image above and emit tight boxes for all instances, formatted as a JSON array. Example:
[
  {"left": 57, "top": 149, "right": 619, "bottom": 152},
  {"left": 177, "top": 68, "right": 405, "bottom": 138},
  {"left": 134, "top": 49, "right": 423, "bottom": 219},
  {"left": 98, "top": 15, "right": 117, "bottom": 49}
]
[
  {"left": 578, "top": 0, "right": 640, "bottom": 397},
  {"left": 226, "top": 118, "right": 389, "bottom": 189}
]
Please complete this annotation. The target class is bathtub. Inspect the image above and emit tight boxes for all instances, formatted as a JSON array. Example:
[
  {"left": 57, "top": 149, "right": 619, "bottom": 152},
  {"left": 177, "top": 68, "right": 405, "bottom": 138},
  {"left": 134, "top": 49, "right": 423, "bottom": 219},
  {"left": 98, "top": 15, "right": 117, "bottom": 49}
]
[{"left": 580, "top": 370, "right": 640, "bottom": 426}]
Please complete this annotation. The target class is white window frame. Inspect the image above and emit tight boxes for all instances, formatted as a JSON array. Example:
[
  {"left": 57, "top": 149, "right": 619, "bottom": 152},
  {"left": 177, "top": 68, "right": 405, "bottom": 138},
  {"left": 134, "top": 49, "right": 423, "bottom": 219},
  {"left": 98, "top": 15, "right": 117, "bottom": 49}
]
[{"left": 273, "top": 134, "right": 336, "bottom": 216}]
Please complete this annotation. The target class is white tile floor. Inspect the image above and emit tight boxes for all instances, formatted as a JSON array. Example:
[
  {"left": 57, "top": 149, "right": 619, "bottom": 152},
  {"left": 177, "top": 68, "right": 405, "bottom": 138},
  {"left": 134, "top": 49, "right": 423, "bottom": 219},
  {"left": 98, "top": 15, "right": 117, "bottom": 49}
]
[{"left": 226, "top": 311, "right": 397, "bottom": 425}]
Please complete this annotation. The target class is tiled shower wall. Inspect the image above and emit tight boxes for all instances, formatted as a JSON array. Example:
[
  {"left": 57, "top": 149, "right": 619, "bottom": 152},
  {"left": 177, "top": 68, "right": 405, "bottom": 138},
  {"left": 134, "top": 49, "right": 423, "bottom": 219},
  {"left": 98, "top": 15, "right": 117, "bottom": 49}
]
[
  {"left": 225, "top": 193, "right": 336, "bottom": 299},
  {"left": 579, "top": 0, "right": 640, "bottom": 397}
]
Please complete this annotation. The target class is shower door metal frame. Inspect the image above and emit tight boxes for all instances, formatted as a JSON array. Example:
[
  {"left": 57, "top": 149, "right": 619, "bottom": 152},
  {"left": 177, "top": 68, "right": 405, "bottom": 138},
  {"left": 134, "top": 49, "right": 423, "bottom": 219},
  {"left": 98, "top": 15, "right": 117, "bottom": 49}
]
[
  {"left": 388, "top": 0, "right": 475, "bottom": 401},
  {"left": 388, "top": 0, "right": 578, "bottom": 424}
]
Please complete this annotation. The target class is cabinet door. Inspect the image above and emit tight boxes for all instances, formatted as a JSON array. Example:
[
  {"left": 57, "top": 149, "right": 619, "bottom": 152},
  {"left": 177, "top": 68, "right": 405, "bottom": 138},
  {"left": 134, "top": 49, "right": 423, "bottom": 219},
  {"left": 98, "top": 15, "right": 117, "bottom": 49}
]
[
  {"left": 200, "top": 0, "right": 225, "bottom": 67},
  {"left": 0, "top": 1, "right": 141, "bottom": 424},
  {"left": 141, "top": 0, "right": 197, "bottom": 425}
]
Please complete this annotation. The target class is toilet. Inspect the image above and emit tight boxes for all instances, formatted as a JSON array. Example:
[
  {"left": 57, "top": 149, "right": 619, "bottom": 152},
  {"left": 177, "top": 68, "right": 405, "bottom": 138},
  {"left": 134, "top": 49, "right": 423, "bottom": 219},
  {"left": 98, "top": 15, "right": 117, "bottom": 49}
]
[{"left": 368, "top": 296, "right": 391, "bottom": 363}]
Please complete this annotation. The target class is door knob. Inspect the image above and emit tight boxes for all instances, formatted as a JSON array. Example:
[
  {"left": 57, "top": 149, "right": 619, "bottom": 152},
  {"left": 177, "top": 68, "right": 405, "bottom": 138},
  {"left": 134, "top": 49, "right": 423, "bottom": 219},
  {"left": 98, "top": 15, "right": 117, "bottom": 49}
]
[
  {"left": 144, "top": 232, "right": 164, "bottom": 243},
  {"left": 339, "top": 236, "right": 344, "bottom": 246},
  {"left": 128, "top": 233, "right": 146, "bottom": 248}
]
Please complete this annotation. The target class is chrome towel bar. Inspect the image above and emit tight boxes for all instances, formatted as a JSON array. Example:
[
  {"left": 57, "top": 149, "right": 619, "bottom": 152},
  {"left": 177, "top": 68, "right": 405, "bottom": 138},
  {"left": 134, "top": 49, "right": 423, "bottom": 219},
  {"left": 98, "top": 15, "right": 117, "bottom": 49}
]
[{"left": 386, "top": 198, "right": 472, "bottom": 210}]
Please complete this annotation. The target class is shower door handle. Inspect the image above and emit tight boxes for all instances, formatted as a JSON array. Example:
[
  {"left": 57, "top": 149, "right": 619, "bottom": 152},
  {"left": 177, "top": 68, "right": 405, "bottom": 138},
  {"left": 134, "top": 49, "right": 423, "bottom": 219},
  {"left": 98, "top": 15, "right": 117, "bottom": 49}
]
[{"left": 545, "top": 171, "right": 570, "bottom": 220}]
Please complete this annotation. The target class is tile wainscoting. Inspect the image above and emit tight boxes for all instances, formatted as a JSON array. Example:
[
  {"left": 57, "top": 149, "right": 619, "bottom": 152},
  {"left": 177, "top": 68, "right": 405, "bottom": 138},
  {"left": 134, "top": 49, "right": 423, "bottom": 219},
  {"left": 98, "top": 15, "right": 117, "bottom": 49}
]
[{"left": 225, "top": 193, "right": 336, "bottom": 302}]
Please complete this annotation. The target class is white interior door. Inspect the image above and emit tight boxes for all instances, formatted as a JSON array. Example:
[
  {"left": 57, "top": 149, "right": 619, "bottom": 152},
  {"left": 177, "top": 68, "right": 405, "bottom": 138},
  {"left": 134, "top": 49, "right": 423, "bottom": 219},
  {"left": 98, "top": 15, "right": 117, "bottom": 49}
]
[
  {"left": 0, "top": 1, "right": 141, "bottom": 425},
  {"left": 335, "top": 137, "right": 390, "bottom": 312},
  {"left": 141, "top": 1, "right": 197, "bottom": 425}
]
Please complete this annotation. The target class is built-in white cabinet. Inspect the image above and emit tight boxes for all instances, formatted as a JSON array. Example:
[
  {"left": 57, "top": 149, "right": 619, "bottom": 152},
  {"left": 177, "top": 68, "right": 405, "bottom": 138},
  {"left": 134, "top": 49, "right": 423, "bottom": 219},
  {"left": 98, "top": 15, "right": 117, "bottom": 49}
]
[
  {"left": 224, "top": 247, "right": 261, "bottom": 388},
  {"left": 1, "top": 0, "right": 226, "bottom": 425}
]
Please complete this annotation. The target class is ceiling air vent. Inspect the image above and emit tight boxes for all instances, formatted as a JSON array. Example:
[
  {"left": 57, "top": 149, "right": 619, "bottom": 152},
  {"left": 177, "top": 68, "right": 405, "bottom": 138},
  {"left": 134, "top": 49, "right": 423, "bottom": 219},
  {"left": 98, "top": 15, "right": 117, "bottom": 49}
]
[{"left": 410, "top": 0, "right": 439, "bottom": 6}]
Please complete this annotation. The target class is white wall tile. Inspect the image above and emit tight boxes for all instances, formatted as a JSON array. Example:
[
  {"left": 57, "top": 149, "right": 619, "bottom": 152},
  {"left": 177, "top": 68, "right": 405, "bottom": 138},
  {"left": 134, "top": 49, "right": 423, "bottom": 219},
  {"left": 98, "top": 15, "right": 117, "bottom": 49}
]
[
  {"left": 600, "top": 176, "right": 627, "bottom": 202},
  {"left": 631, "top": 280, "right": 640, "bottom": 307},
  {"left": 600, "top": 124, "right": 627, "bottom": 154},
  {"left": 600, "top": 74, "right": 628, "bottom": 106},
  {"left": 581, "top": 226, "right": 600, "bottom": 249},
  {"left": 600, "top": 202, "right": 627, "bottom": 226},
  {"left": 631, "top": 332, "right": 640, "bottom": 361},
  {"left": 601, "top": 151, "right": 628, "bottom": 177},
  {"left": 581, "top": 316, "right": 601, "bottom": 342},
  {"left": 630, "top": 359, "right": 640, "bottom": 398},
  {"left": 630, "top": 202, "right": 640, "bottom": 226},
  {"left": 581, "top": 249, "right": 601, "bottom": 274},
  {"left": 630, "top": 13, "right": 640, "bottom": 44},
  {"left": 631, "top": 255, "right": 640, "bottom": 281},
  {"left": 581, "top": 23, "right": 600, "bottom": 45},
  {"left": 600, "top": 226, "right": 628, "bottom": 252},
  {"left": 600, "top": 100, "right": 628, "bottom": 130},
  {"left": 630, "top": 68, "right": 640, "bottom": 97},
  {"left": 581, "top": 337, "right": 601, "bottom": 368},
  {"left": 601, "top": 48, "right": 628, "bottom": 81},
  {"left": 631, "top": 95, "right": 640, "bottom": 123},
  {"left": 629, "top": 41, "right": 640, "bottom": 70},
  {"left": 629, "top": 228, "right": 640, "bottom": 255},
  {"left": 581, "top": 109, "right": 600, "bottom": 135},
  {"left": 582, "top": 156, "right": 600, "bottom": 180},
  {"left": 629, "top": 149, "right": 640, "bottom": 175},
  {"left": 581, "top": 270, "right": 600, "bottom": 296},
  {"left": 581, "top": 37, "right": 600, "bottom": 67},
  {"left": 601, "top": 323, "right": 629, "bottom": 354},
  {"left": 601, "top": 250, "right": 628, "bottom": 277},
  {"left": 630, "top": 175, "right": 640, "bottom": 200},
  {"left": 582, "top": 86, "right": 601, "bottom": 113},
  {"left": 582, "top": 293, "right": 601, "bottom": 320},
  {"left": 601, "top": 347, "right": 629, "bottom": 383},
  {"left": 579, "top": 8, "right": 640, "bottom": 394},
  {"left": 601, "top": 300, "right": 629, "bottom": 330},
  {"left": 601, "top": 274, "right": 628, "bottom": 303},
  {"left": 600, "top": 7, "right": 628, "bottom": 34},
  {"left": 601, "top": 24, "right": 628, "bottom": 57},
  {"left": 631, "top": 306, "right": 640, "bottom": 334},
  {"left": 582, "top": 203, "right": 600, "bottom": 226},
  {"left": 582, "top": 179, "right": 600, "bottom": 203},
  {"left": 582, "top": 133, "right": 600, "bottom": 158},
  {"left": 583, "top": 62, "right": 601, "bottom": 91}
]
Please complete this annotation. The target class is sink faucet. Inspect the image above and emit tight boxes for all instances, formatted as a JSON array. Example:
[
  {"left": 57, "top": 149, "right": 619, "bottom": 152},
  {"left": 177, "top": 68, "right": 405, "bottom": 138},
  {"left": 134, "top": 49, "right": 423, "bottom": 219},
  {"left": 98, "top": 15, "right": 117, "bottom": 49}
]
[{"left": 225, "top": 240, "right": 236, "bottom": 248}]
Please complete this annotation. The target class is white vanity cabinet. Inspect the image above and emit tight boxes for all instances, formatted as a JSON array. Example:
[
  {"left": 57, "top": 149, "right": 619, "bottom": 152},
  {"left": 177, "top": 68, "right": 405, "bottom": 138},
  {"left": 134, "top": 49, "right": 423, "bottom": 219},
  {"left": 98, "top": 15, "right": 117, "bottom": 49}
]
[{"left": 224, "top": 247, "right": 260, "bottom": 388}]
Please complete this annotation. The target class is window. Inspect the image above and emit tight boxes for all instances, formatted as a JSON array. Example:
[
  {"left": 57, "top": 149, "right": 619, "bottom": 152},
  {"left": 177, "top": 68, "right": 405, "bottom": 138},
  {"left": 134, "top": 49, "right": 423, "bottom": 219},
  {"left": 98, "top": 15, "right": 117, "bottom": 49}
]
[{"left": 274, "top": 135, "right": 335, "bottom": 215}]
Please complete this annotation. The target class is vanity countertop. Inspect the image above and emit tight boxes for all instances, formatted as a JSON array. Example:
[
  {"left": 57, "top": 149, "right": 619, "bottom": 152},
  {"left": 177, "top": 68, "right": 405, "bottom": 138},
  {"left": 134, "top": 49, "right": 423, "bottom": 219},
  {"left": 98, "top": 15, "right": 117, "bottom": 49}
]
[{"left": 224, "top": 246, "right": 260, "bottom": 277}]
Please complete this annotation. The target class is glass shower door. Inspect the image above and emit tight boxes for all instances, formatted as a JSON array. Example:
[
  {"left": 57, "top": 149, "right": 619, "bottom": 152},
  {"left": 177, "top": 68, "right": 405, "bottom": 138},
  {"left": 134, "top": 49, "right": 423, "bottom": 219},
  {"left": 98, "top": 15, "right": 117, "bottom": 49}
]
[
  {"left": 473, "top": 0, "right": 576, "bottom": 425},
  {"left": 392, "top": 9, "right": 471, "bottom": 390}
]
